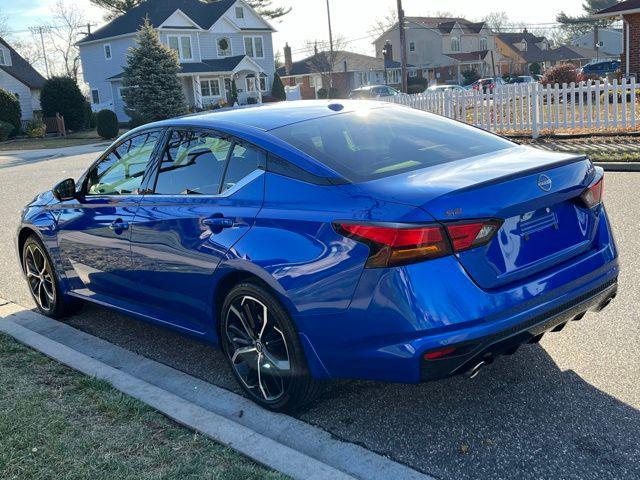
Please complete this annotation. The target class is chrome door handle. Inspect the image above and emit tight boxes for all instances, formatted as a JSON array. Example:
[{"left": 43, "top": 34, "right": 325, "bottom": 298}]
[
  {"left": 109, "top": 219, "right": 129, "bottom": 231},
  {"left": 203, "top": 217, "right": 234, "bottom": 228}
]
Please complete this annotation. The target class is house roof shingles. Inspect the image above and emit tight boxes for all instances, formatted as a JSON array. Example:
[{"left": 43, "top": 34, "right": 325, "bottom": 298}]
[
  {"left": 78, "top": 0, "right": 265, "bottom": 44},
  {"left": 0, "top": 36, "right": 46, "bottom": 89},
  {"left": 108, "top": 55, "right": 248, "bottom": 80},
  {"left": 276, "top": 50, "right": 413, "bottom": 77}
]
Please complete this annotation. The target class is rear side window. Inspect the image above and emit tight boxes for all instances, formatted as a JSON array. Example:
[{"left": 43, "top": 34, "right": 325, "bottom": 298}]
[
  {"left": 154, "top": 130, "right": 231, "bottom": 195},
  {"left": 221, "top": 143, "right": 263, "bottom": 193},
  {"left": 270, "top": 106, "right": 514, "bottom": 182}
]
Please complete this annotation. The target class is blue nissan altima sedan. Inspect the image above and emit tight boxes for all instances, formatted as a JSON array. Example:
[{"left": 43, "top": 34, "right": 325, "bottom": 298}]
[{"left": 18, "top": 100, "right": 618, "bottom": 412}]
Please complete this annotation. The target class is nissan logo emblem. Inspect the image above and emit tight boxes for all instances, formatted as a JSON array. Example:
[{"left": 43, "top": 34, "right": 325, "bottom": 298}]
[{"left": 537, "top": 174, "right": 552, "bottom": 192}]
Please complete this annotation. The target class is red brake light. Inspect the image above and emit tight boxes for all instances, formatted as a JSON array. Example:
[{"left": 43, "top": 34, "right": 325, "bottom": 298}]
[
  {"left": 445, "top": 220, "right": 502, "bottom": 252},
  {"left": 581, "top": 176, "right": 604, "bottom": 208},
  {"left": 336, "top": 223, "right": 451, "bottom": 268},
  {"left": 423, "top": 346, "right": 457, "bottom": 360}
]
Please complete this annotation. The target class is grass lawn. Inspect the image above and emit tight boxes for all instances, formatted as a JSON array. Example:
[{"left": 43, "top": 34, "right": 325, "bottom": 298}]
[
  {"left": 0, "top": 333, "right": 286, "bottom": 480},
  {"left": 518, "top": 135, "right": 640, "bottom": 162},
  {"left": 0, "top": 130, "right": 126, "bottom": 152}
]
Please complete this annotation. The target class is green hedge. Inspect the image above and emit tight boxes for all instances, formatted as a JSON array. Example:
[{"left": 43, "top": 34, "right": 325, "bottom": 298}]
[
  {"left": 0, "top": 88, "right": 21, "bottom": 136},
  {"left": 40, "top": 77, "right": 86, "bottom": 131},
  {"left": 96, "top": 109, "right": 119, "bottom": 139}
]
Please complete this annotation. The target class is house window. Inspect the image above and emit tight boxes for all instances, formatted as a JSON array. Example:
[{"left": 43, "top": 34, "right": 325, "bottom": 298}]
[
  {"left": 235, "top": 6, "right": 244, "bottom": 18},
  {"left": 168, "top": 35, "right": 193, "bottom": 61},
  {"left": 246, "top": 77, "right": 256, "bottom": 92},
  {"left": 217, "top": 37, "right": 232, "bottom": 57},
  {"left": 0, "top": 48, "right": 8, "bottom": 65},
  {"left": 520, "top": 40, "right": 527, "bottom": 51},
  {"left": 409, "top": 42, "right": 415, "bottom": 52},
  {"left": 104, "top": 44, "right": 112, "bottom": 60},
  {"left": 451, "top": 37, "right": 460, "bottom": 52},
  {"left": 480, "top": 37, "right": 487, "bottom": 51},
  {"left": 408, "top": 70, "right": 417, "bottom": 78},
  {"left": 91, "top": 89, "right": 100, "bottom": 104},
  {"left": 259, "top": 75, "right": 267, "bottom": 91},
  {"left": 244, "top": 36, "right": 264, "bottom": 58},
  {"left": 295, "top": 76, "right": 304, "bottom": 85},
  {"left": 386, "top": 69, "right": 401, "bottom": 84},
  {"left": 201, "top": 78, "right": 221, "bottom": 97}
]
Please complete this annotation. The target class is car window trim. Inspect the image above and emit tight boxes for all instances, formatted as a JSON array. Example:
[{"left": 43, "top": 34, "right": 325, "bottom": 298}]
[
  {"left": 80, "top": 127, "right": 167, "bottom": 199},
  {"left": 148, "top": 126, "right": 266, "bottom": 198}
]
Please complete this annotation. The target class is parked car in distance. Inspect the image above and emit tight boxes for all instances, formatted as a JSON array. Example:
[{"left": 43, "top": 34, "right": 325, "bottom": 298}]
[
  {"left": 349, "top": 85, "right": 400, "bottom": 98},
  {"left": 426, "top": 84, "right": 466, "bottom": 93},
  {"left": 509, "top": 75, "right": 537, "bottom": 84},
  {"left": 472, "top": 77, "right": 506, "bottom": 92},
  {"left": 580, "top": 60, "right": 621, "bottom": 77},
  {"left": 18, "top": 100, "right": 618, "bottom": 412}
]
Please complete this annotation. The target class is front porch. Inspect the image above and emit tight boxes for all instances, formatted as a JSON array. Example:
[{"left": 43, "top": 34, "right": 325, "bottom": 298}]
[{"left": 179, "top": 55, "right": 268, "bottom": 109}]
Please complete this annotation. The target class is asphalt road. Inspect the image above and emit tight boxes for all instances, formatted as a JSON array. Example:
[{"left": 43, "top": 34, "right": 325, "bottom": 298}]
[{"left": 1, "top": 147, "right": 638, "bottom": 480}]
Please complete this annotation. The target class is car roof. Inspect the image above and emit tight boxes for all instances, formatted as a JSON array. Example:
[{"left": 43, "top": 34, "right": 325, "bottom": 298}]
[{"left": 151, "top": 99, "right": 388, "bottom": 132}]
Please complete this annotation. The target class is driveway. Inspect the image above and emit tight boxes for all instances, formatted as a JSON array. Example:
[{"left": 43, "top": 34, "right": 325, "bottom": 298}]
[{"left": 1, "top": 148, "right": 638, "bottom": 480}]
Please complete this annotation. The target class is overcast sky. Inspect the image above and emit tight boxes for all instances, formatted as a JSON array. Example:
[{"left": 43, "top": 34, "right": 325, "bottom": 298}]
[{"left": 4, "top": 0, "right": 586, "bottom": 61}]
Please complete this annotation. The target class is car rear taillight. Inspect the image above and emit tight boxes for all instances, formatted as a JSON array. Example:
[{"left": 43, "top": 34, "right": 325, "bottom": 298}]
[
  {"left": 580, "top": 176, "right": 604, "bottom": 208},
  {"left": 445, "top": 220, "right": 502, "bottom": 252},
  {"left": 335, "top": 219, "right": 501, "bottom": 268}
]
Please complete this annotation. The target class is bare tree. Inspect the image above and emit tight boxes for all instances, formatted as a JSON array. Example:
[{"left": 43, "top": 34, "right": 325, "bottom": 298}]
[
  {"left": 370, "top": 6, "right": 398, "bottom": 38},
  {"left": 0, "top": 9, "right": 8, "bottom": 37},
  {"left": 482, "top": 11, "right": 509, "bottom": 33},
  {"left": 46, "top": 1, "right": 86, "bottom": 81},
  {"left": 301, "top": 36, "right": 348, "bottom": 92}
]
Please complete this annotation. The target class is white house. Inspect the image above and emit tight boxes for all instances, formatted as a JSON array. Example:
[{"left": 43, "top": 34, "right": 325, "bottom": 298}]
[
  {"left": 0, "top": 36, "right": 46, "bottom": 122},
  {"left": 77, "top": 0, "right": 276, "bottom": 121},
  {"left": 572, "top": 28, "right": 623, "bottom": 59}
]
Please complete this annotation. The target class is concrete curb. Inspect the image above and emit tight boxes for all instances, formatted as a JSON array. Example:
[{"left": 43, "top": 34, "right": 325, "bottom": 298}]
[
  {"left": 595, "top": 162, "right": 640, "bottom": 172},
  {"left": 0, "top": 300, "right": 432, "bottom": 480}
]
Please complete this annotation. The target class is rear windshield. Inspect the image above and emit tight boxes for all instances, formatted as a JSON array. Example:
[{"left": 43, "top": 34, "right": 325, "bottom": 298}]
[{"left": 270, "top": 106, "right": 514, "bottom": 182}]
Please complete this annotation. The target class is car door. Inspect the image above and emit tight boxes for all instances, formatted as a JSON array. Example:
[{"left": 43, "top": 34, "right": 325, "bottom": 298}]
[
  {"left": 56, "top": 129, "right": 163, "bottom": 303},
  {"left": 130, "top": 128, "right": 265, "bottom": 333}
]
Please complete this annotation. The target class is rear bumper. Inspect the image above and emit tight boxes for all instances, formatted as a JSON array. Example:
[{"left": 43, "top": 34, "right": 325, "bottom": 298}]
[{"left": 420, "top": 278, "right": 618, "bottom": 381}]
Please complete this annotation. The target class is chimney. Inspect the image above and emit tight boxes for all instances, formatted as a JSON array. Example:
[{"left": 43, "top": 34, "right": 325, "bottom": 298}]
[
  {"left": 284, "top": 43, "right": 292, "bottom": 75},
  {"left": 314, "top": 40, "right": 318, "bottom": 56},
  {"left": 383, "top": 41, "right": 393, "bottom": 61}
]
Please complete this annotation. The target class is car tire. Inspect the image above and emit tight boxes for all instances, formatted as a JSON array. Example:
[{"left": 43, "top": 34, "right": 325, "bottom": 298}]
[
  {"left": 22, "top": 235, "right": 80, "bottom": 319},
  {"left": 220, "top": 282, "right": 323, "bottom": 413}
]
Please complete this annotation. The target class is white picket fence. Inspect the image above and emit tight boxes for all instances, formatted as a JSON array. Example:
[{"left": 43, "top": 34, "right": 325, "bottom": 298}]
[{"left": 384, "top": 78, "right": 639, "bottom": 138}]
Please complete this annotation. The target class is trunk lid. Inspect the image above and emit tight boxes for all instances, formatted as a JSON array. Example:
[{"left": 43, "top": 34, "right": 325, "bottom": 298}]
[{"left": 357, "top": 146, "right": 599, "bottom": 289}]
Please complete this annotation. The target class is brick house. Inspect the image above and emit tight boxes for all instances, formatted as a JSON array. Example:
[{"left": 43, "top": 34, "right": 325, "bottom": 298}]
[
  {"left": 595, "top": 0, "right": 640, "bottom": 79},
  {"left": 277, "top": 43, "right": 416, "bottom": 99}
]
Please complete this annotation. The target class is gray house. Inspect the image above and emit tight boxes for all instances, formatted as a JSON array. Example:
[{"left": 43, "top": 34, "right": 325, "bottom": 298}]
[
  {"left": 78, "top": 0, "right": 276, "bottom": 121},
  {"left": 0, "top": 36, "right": 46, "bottom": 122}
]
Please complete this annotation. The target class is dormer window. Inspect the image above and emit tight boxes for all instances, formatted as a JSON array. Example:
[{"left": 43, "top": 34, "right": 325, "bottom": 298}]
[
  {"left": 520, "top": 40, "right": 527, "bottom": 51},
  {"left": 217, "top": 37, "right": 232, "bottom": 57},
  {"left": 104, "top": 44, "right": 112, "bottom": 60},
  {"left": 0, "top": 48, "right": 7, "bottom": 66},
  {"left": 451, "top": 37, "right": 460, "bottom": 52},
  {"left": 235, "top": 6, "right": 244, "bottom": 18}
]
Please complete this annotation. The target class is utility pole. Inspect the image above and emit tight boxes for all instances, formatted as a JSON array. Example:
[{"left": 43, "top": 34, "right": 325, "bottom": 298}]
[
  {"left": 325, "top": 0, "right": 334, "bottom": 94},
  {"left": 594, "top": 24, "right": 599, "bottom": 62},
  {"left": 29, "top": 25, "right": 51, "bottom": 78},
  {"left": 397, "top": 0, "right": 408, "bottom": 93}
]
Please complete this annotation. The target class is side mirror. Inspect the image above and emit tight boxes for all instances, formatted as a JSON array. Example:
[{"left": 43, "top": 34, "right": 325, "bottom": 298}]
[{"left": 52, "top": 178, "right": 76, "bottom": 201}]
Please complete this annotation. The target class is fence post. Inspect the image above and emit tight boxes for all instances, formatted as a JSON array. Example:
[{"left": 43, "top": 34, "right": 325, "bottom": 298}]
[
  {"left": 531, "top": 83, "right": 539, "bottom": 139},
  {"left": 621, "top": 77, "right": 627, "bottom": 129},
  {"left": 631, "top": 77, "right": 636, "bottom": 130},
  {"left": 612, "top": 78, "right": 619, "bottom": 129}
]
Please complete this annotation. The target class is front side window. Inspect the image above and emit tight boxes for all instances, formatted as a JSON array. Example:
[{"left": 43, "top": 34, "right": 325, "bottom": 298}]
[
  {"left": 409, "top": 42, "right": 415, "bottom": 52},
  {"left": 154, "top": 130, "right": 232, "bottom": 195},
  {"left": 104, "top": 44, "right": 112, "bottom": 60},
  {"left": 235, "top": 6, "right": 244, "bottom": 18},
  {"left": 85, "top": 131, "right": 161, "bottom": 195},
  {"left": 270, "top": 107, "right": 514, "bottom": 183},
  {"left": 259, "top": 75, "right": 267, "bottom": 91},
  {"left": 246, "top": 77, "right": 256, "bottom": 92},
  {"left": 91, "top": 89, "right": 100, "bottom": 104},
  {"left": 0, "top": 48, "right": 6, "bottom": 65},
  {"left": 168, "top": 35, "right": 192, "bottom": 60}
]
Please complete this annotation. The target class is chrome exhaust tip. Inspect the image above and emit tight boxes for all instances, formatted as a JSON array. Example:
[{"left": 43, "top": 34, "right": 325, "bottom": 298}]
[{"left": 467, "top": 361, "right": 486, "bottom": 379}]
